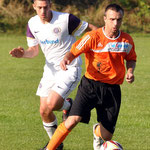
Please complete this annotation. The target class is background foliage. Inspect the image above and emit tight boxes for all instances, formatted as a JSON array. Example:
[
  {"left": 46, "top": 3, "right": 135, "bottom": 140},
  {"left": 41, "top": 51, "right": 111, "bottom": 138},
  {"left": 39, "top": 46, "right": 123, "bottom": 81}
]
[{"left": 0, "top": 0, "right": 150, "bottom": 33}]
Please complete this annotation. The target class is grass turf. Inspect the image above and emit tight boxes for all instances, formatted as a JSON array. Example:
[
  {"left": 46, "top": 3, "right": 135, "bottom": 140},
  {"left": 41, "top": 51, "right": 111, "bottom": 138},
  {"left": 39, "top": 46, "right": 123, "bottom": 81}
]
[{"left": 0, "top": 33, "right": 149, "bottom": 150}]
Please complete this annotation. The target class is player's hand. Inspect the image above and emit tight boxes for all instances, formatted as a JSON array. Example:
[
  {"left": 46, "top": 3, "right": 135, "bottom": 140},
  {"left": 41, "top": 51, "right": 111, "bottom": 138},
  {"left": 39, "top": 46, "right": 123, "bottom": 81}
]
[
  {"left": 60, "top": 52, "right": 75, "bottom": 70},
  {"left": 126, "top": 72, "right": 134, "bottom": 83},
  {"left": 9, "top": 46, "right": 25, "bottom": 58},
  {"left": 60, "top": 59, "right": 70, "bottom": 70}
]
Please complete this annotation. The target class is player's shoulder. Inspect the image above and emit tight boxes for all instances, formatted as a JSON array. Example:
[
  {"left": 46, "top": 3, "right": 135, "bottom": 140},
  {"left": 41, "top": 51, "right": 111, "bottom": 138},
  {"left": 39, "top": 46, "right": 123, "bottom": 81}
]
[
  {"left": 52, "top": 10, "right": 69, "bottom": 16},
  {"left": 85, "top": 27, "right": 102, "bottom": 39},
  {"left": 52, "top": 10, "right": 69, "bottom": 19},
  {"left": 51, "top": 11, "right": 70, "bottom": 23},
  {"left": 120, "top": 31, "right": 134, "bottom": 42},
  {"left": 78, "top": 28, "right": 101, "bottom": 46},
  {"left": 53, "top": 11, "right": 80, "bottom": 20},
  {"left": 28, "top": 15, "right": 40, "bottom": 24}
]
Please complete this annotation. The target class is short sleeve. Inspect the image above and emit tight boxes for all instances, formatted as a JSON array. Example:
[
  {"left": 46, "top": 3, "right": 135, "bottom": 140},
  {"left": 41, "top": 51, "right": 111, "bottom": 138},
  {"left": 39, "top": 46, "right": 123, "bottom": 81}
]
[
  {"left": 26, "top": 24, "right": 39, "bottom": 47},
  {"left": 70, "top": 33, "right": 91, "bottom": 57},
  {"left": 68, "top": 14, "right": 88, "bottom": 36}
]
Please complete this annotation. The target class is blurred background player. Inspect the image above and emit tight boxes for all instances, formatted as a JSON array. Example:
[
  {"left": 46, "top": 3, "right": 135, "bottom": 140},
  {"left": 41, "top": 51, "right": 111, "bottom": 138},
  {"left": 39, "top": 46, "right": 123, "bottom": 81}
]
[
  {"left": 9, "top": 0, "right": 97, "bottom": 149},
  {"left": 45, "top": 3, "right": 136, "bottom": 150}
]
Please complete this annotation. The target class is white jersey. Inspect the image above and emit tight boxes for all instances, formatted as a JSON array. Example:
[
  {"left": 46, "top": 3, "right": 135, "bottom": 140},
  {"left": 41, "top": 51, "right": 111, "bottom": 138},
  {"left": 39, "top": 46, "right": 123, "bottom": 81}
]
[{"left": 26, "top": 11, "right": 88, "bottom": 68}]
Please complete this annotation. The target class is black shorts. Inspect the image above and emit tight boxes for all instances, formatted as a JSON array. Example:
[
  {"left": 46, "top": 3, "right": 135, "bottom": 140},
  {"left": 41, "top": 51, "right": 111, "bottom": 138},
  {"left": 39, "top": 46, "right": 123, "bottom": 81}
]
[{"left": 69, "top": 76, "right": 121, "bottom": 134}]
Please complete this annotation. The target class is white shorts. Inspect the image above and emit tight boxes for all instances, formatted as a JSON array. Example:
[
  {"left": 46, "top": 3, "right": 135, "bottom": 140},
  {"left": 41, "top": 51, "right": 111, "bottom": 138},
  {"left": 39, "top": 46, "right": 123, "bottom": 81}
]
[{"left": 36, "top": 64, "right": 81, "bottom": 98}]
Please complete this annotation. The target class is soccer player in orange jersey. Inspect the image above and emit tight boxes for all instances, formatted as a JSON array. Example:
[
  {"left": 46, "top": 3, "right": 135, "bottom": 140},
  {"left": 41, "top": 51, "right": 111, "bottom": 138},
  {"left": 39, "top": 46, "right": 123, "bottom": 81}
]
[{"left": 45, "top": 3, "right": 136, "bottom": 150}]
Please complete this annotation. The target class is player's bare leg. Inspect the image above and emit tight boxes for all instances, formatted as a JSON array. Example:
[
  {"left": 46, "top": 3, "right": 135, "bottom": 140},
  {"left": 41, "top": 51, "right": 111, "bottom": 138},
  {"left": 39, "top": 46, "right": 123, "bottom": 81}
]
[{"left": 40, "top": 90, "right": 71, "bottom": 150}]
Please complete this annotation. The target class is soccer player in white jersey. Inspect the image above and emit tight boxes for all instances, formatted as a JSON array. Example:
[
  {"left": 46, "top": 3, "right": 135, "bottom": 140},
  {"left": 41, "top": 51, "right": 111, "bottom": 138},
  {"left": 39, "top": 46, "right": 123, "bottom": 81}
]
[{"left": 9, "top": 0, "right": 97, "bottom": 149}]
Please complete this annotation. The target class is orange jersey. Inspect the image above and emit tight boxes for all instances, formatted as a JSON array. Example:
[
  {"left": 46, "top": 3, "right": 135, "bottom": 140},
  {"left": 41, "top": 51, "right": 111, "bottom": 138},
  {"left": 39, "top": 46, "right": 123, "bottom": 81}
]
[{"left": 70, "top": 27, "right": 137, "bottom": 85}]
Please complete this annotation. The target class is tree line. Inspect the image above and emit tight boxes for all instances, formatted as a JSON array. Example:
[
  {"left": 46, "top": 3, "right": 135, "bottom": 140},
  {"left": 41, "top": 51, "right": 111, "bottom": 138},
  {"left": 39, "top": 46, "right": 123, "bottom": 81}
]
[{"left": 0, "top": 0, "right": 150, "bottom": 33}]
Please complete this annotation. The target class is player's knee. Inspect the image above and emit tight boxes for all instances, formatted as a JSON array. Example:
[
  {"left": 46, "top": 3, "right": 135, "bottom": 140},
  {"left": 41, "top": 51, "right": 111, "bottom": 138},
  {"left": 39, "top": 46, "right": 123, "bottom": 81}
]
[
  {"left": 39, "top": 107, "right": 46, "bottom": 117},
  {"left": 39, "top": 105, "right": 52, "bottom": 117},
  {"left": 47, "top": 101, "right": 56, "bottom": 111},
  {"left": 65, "top": 116, "right": 81, "bottom": 130}
]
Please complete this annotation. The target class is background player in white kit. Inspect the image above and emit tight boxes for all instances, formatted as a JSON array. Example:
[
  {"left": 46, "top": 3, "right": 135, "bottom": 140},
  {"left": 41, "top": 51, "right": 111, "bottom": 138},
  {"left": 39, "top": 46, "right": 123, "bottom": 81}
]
[{"left": 9, "top": 0, "right": 97, "bottom": 149}]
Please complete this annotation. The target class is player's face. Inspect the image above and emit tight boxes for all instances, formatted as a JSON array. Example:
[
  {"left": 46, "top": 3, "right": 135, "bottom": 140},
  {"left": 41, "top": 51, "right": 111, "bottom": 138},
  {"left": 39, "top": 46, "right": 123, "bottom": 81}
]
[
  {"left": 104, "top": 9, "right": 123, "bottom": 38},
  {"left": 33, "top": 0, "right": 51, "bottom": 23}
]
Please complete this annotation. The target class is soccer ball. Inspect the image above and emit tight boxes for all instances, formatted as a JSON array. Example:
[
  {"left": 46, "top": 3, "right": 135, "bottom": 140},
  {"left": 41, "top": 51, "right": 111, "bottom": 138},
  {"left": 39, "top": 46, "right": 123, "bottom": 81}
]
[{"left": 100, "top": 140, "right": 123, "bottom": 150}]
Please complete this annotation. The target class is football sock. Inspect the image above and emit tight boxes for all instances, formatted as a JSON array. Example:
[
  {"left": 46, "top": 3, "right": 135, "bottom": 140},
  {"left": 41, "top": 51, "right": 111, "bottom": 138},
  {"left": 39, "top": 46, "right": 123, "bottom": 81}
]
[
  {"left": 43, "top": 118, "right": 57, "bottom": 139},
  {"left": 46, "top": 122, "right": 71, "bottom": 150},
  {"left": 59, "top": 99, "right": 71, "bottom": 111},
  {"left": 94, "top": 124, "right": 102, "bottom": 137},
  {"left": 94, "top": 124, "right": 105, "bottom": 145}
]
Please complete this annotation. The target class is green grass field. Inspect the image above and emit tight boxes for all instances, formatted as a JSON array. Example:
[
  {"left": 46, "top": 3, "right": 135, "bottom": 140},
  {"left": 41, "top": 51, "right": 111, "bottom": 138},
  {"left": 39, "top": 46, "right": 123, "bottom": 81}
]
[{"left": 0, "top": 33, "right": 150, "bottom": 150}]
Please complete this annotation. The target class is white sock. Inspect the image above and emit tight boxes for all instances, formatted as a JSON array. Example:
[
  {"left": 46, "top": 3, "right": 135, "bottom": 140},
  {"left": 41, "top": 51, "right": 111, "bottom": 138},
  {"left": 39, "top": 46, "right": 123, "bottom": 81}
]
[
  {"left": 43, "top": 118, "right": 57, "bottom": 139},
  {"left": 59, "top": 99, "right": 71, "bottom": 111}
]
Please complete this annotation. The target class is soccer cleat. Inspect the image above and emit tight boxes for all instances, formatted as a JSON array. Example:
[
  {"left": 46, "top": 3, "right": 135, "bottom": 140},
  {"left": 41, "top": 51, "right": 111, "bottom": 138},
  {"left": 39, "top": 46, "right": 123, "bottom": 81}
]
[
  {"left": 40, "top": 142, "right": 63, "bottom": 150},
  {"left": 62, "top": 98, "right": 73, "bottom": 121},
  {"left": 93, "top": 123, "right": 104, "bottom": 150}
]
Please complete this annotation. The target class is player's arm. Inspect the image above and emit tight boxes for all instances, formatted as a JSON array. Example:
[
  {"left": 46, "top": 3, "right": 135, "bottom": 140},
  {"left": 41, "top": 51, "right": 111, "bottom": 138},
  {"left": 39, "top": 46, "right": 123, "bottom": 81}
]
[
  {"left": 68, "top": 14, "right": 98, "bottom": 36},
  {"left": 126, "top": 60, "right": 136, "bottom": 83},
  {"left": 60, "top": 52, "right": 76, "bottom": 70},
  {"left": 60, "top": 33, "right": 91, "bottom": 70},
  {"left": 9, "top": 45, "right": 39, "bottom": 58},
  {"left": 86, "top": 23, "right": 98, "bottom": 31}
]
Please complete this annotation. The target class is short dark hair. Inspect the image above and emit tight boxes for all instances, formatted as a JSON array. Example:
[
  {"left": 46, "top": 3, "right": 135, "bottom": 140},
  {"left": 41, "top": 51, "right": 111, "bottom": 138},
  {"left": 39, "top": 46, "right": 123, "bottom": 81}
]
[
  {"left": 32, "top": 0, "right": 51, "bottom": 3},
  {"left": 105, "top": 3, "right": 124, "bottom": 16}
]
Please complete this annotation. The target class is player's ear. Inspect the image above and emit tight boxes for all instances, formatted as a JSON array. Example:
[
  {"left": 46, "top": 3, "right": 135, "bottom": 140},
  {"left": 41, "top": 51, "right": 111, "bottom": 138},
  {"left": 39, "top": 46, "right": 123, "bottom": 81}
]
[
  {"left": 32, "top": 3, "right": 36, "bottom": 10},
  {"left": 104, "top": 15, "right": 106, "bottom": 23}
]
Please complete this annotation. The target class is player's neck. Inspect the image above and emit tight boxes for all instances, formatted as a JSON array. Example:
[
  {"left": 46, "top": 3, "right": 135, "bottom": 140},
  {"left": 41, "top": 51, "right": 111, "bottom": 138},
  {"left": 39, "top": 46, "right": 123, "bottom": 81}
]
[
  {"left": 103, "top": 27, "right": 120, "bottom": 39},
  {"left": 40, "top": 10, "right": 53, "bottom": 24}
]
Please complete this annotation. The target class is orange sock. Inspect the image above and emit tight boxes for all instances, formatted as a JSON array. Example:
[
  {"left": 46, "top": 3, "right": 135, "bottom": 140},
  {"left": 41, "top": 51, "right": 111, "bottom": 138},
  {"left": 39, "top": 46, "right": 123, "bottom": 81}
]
[
  {"left": 47, "top": 122, "right": 71, "bottom": 150},
  {"left": 94, "top": 124, "right": 105, "bottom": 141},
  {"left": 94, "top": 124, "right": 101, "bottom": 137}
]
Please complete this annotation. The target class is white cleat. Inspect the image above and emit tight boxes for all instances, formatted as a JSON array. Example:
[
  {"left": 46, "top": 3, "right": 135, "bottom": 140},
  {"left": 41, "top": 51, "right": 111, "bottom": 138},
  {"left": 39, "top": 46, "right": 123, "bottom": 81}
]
[{"left": 93, "top": 123, "right": 104, "bottom": 150}]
